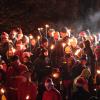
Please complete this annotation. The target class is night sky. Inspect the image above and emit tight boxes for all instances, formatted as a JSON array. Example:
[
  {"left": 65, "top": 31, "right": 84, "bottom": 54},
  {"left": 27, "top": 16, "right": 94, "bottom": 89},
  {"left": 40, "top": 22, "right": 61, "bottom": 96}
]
[{"left": 0, "top": 0, "right": 99, "bottom": 33}]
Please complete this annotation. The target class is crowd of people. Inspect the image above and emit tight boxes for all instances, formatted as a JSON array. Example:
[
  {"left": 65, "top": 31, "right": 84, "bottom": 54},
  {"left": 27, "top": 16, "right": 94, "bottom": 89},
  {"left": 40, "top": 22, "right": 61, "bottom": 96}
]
[{"left": 0, "top": 26, "right": 100, "bottom": 100}]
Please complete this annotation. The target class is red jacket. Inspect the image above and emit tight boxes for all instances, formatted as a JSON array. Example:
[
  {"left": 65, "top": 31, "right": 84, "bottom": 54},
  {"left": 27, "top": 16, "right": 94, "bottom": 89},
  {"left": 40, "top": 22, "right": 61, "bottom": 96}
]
[
  {"left": 42, "top": 88, "right": 62, "bottom": 100},
  {"left": 17, "top": 81, "right": 37, "bottom": 100}
]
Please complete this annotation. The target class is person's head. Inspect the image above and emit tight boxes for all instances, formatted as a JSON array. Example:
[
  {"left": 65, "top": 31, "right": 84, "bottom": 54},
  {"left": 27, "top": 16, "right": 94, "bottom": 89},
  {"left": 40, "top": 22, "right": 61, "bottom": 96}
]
[
  {"left": 81, "top": 68, "right": 91, "bottom": 79},
  {"left": 48, "top": 29, "right": 55, "bottom": 37},
  {"left": 15, "top": 40, "right": 23, "bottom": 51},
  {"left": 70, "top": 37, "right": 78, "bottom": 48},
  {"left": 1, "top": 32, "right": 9, "bottom": 42},
  {"left": 22, "top": 52, "right": 31, "bottom": 63},
  {"left": 44, "top": 78, "right": 54, "bottom": 91},
  {"left": 10, "top": 55, "right": 20, "bottom": 66},
  {"left": 10, "top": 29, "right": 17, "bottom": 39},
  {"left": 6, "top": 47, "right": 16, "bottom": 57},
  {"left": 30, "top": 38, "right": 36, "bottom": 46},
  {"left": 76, "top": 77, "right": 89, "bottom": 92},
  {"left": 41, "top": 38, "right": 48, "bottom": 48},
  {"left": 84, "top": 40, "right": 91, "bottom": 47},
  {"left": 53, "top": 31, "right": 60, "bottom": 40},
  {"left": 60, "top": 27, "right": 68, "bottom": 38},
  {"left": 80, "top": 55, "right": 87, "bottom": 65},
  {"left": 17, "top": 28, "right": 23, "bottom": 41}
]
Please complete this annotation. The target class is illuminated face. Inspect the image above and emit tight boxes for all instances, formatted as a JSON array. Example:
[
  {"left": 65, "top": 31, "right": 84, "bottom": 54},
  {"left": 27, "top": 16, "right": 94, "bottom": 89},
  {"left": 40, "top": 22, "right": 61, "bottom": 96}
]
[
  {"left": 2, "top": 37, "right": 8, "bottom": 43},
  {"left": 54, "top": 32, "right": 60, "bottom": 40},
  {"left": 43, "top": 42, "right": 48, "bottom": 48},
  {"left": 16, "top": 44, "right": 23, "bottom": 51},
  {"left": 60, "top": 32, "right": 68, "bottom": 38},
  {"left": 10, "top": 31, "right": 17, "bottom": 39},
  {"left": 17, "top": 33, "right": 23, "bottom": 40},
  {"left": 7, "top": 50, "right": 14, "bottom": 57},
  {"left": 31, "top": 39, "right": 36, "bottom": 46},
  {"left": 81, "top": 60, "right": 87, "bottom": 65}
]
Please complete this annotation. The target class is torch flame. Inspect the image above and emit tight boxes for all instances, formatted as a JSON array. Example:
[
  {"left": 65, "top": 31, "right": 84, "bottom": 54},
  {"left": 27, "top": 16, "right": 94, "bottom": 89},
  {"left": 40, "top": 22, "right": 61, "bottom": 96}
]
[
  {"left": 50, "top": 44, "right": 55, "bottom": 50},
  {"left": 45, "top": 24, "right": 49, "bottom": 28},
  {"left": 97, "top": 70, "right": 100, "bottom": 74},
  {"left": 62, "top": 43, "right": 66, "bottom": 48},
  {"left": 0, "top": 88, "right": 5, "bottom": 94},
  {"left": 37, "top": 36, "right": 40, "bottom": 40},
  {"left": 26, "top": 95, "right": 30, "bottom": 100},
  {"left": 75, "top": 49, "right": 81, "bottom": 56}
]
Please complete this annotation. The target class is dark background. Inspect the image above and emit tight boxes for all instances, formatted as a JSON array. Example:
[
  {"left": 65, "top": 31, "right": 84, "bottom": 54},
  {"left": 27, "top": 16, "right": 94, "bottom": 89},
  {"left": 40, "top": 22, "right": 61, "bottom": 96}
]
[{"left": 0, "top": 0, "right": 100, "bottom": 34}]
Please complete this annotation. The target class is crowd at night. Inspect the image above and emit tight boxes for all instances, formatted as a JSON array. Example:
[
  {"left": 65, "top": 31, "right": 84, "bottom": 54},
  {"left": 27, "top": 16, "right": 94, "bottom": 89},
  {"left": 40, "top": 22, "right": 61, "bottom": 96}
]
[
  {"left": 0, "top": 25, "right": 100, "bottom": 100},
  {"left": 0, "top": 0, "right": 100, "bottom": 100}
]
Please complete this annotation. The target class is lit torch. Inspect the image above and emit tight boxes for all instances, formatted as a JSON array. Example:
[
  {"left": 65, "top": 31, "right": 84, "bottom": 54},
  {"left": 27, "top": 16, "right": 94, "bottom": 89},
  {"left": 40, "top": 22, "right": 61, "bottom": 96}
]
[
  {"left": 75, "top": 49, "right": 81, "bottom": 57},
  {"left": 97, "top": 69, "right": 100, "bottom": 74},
  {"left": 37, "top": 36, "right": 41, "bottom": 46},
  {"left": 26, "top": 95, "right": 30, "bottom": 100},
  {"left": 38, "top": 28, "right": 43, "bottom": 37},
  {"left": 62, "top": 43, "right": 66, "bottom": 48},
  {"left": 0, "top": 88, "right": 5, "bottom": 94},
  {"left": 67, "top": 28, "right": 71, "bottom": 37},
  {"left": 50, "top": 44, "right": 55, "bottom": 50},
  {"left": 45, "top": 24, "right": 49, "bottom": 38}
]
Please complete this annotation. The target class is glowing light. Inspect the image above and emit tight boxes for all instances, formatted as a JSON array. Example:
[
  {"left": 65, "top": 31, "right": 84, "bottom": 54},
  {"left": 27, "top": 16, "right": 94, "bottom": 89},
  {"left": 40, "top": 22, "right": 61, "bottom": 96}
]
[
  {"left": 52, "top": 73, "right": 59, "bottom": 79},
  {"left": 12, "top": 48, "right": 16, "bottom": 53},
  {"left": 65, "top": 46, "right": 71, "bottom": 54},
  {"left": 38, "top": 28, "right": 41, "bottom": 31},
  {"left": 0, "top": 88, "right": 5, "bottom": 94},
  {"left": 29, "top": 35, "right": 33, "bottom": 39},
  {"left": 97, "top": 70, "right": 100, "bottom": 74},
  {"left": 94, "top": 89, "right": 97, "bottom": 91},
  {"left": 50, "top": 44, "right": 55, "bottom": 50},
  {"left": 60, "top": 81, "right": 62, "bottom": 85},
  {"left": 68, "top": 39, "right": 73, "bottom": 46},
  {"left": 38, "top": 28, "right": 43, "bottom": 31},
  {"left": 62, "top": 43, "right": 66, "bottom": 48},
  {"left": 75, "top": 49, "right": 81, "bottom": 56},
  {"left": 40, "top": 28, "right": 43, "bottom": 30},
  {"left": 67, "top": 29, "right": 71, "bottom": 37},
  {"left": 26, "top": 95, "right": 30, "bottom": 100},
  {"left": 45, "top": 24, "right": 49, "bottom": 28},
  {"left": 52, "top": 69, "right": 60, "bottom": 79},
  {"left": 37, "top": 36, "right": 40, "bottom": 40}
]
